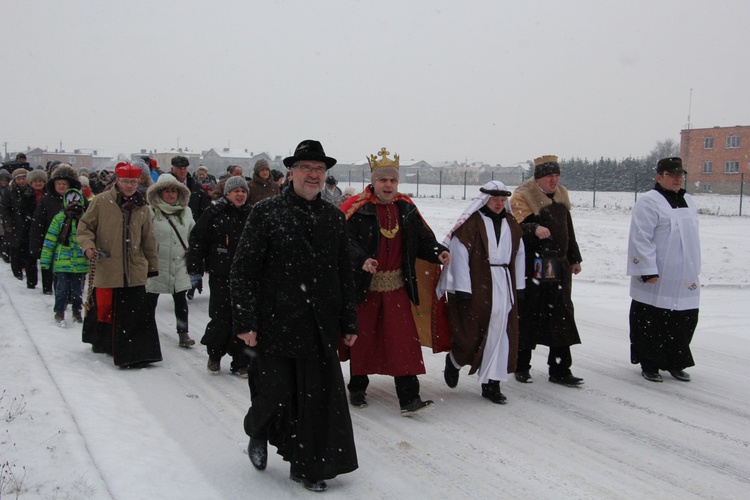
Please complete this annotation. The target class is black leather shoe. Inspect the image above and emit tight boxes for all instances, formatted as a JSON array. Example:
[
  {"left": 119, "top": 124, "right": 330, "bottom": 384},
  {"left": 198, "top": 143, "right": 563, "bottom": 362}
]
[
  {"left": 514, "top": 371, "right": 533, "bottom": 383},
  {"left": 444, "top": 353, "right": 459, "bottom": 388},
  {"left": 481, "top": 381, "right": 507, "bottom": 404},
  {"left": 668, "top": 369, "right": 690, "bottom": 382},
  {"left": 290, "top": 472, "right": 327, "bottom": 492},
  {"left": 248, "top": 437, "right": 268, "bottom": 471},
  {"left": 400, "top": 398, "right": 434, "bottom": 416},
  {"left": 549, "top": 374, "right": 584, "bottom": 386},
  {"left": 641, "top": 370, "right": 663, "bottom": 382},
  {"left": 349, "top": 390, "right": 368, "bottom": 408}
]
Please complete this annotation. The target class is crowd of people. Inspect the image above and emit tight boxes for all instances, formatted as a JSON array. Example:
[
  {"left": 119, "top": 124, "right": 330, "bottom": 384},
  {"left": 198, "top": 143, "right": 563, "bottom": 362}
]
[{"left": 0, "top": 145, "right": 702, "bottom": 492}]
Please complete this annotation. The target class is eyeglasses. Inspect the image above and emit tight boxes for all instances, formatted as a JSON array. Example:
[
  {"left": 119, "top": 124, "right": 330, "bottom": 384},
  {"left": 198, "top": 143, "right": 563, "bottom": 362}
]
[{"left": 294, "top": 164, "right": 326, "bottom": 174}]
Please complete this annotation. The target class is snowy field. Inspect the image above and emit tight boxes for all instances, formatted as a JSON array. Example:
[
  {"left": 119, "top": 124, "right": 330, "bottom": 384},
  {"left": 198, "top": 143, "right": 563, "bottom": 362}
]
[{"left": 1, "top": 187, "right": 749, "bottom": 499}]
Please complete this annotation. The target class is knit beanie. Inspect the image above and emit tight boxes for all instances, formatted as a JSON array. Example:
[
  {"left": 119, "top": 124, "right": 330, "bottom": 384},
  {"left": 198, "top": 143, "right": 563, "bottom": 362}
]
[
  {"left": 254, "top": 159, "right": 270, "bottom": 174},
  {"left": 224, "top": 175, "right": 249, "bottom": 195}
]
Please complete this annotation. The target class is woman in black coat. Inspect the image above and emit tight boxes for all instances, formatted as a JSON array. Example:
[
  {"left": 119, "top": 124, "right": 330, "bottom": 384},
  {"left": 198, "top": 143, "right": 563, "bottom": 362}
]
[
  {"left": 29, "top": 164, "right": 81, "bottom": 294},
  {"left": 187, "top": 177, "right": 252, "bottom": 376}
]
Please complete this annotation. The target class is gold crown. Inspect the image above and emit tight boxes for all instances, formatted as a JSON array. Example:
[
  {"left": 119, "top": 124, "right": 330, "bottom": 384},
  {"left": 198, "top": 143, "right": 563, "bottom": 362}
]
[
  {"left": 534, "top": 155, "right": 558, "bottom": 167},
  {"left": 368, "top": 147, "right": 400, "bottom": 172}
]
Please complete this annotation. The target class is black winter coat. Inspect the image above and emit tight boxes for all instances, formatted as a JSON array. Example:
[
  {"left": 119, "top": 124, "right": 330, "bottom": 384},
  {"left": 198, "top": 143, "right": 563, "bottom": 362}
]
[
  {"left": 188, "top": 197, "right": 251, "bottom": 277},
  {"left": 0, "top": 183, "right": 28, "bottom": 248},
  {"left": 29, "top": 169, "right": 82, "bottom": 257},
  {"left": 185, "top": 175, "right": 212, "bottom": 223},
  {"left": 346, "top": 195, "right": 448, "bottom": 306},
  {"left": 230, "top": 188, "right": 359, "bottom": 358}
]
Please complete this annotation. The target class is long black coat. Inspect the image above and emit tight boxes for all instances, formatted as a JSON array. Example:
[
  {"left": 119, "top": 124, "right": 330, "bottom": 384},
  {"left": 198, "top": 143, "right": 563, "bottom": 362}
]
[
  {"left": 346, "top": 194, "right": 448, "bottom": 306},
  {"left": 230, "top": 188, "right": 359, "bottom": 358},
  {"left": 0, "top": 183, "right": 28, "bottom": 248},
  {"left": 519, "top": 201, "right": 582, "bottom": 348},
  {"left": 188, "top": 197, "right": 251, "bottom": 277}
]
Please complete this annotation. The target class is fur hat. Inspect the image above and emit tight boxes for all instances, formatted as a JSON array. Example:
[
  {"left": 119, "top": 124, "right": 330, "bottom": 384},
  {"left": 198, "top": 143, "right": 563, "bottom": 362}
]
[
  {"left": 11, "top": 168, "right": 28, "bottom": 179},
  {"left": 171, "top": 156, "right": 189, "bottom": 168},
  {"left": 26, "top": 169, "right": 48, "bottom": 184},
  {"left": 0, "top": 169, "right": 13, "bottom": 180},
  {"left": 283, "top": 140, "right": 336, "bottom": 169},
  {"left": 343, "top": 186, "right": 356, "bottom": 196},
  {"left": 224, "top": 175, "right": 249, "bottom": 195},
  {"left": 79, "top": 175, "right": 90, "bottom": 187},
  {"left": 533, "top": 155, "right": 561, "bottom": 179},
  {"left": 254, "top": 158, "right": 270, "bottom": 174}
]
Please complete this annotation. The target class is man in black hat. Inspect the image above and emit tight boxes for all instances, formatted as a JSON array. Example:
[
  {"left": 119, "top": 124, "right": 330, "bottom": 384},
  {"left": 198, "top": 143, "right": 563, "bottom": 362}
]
[
  {"left": 510, "top": 155, "right": 584, "bottom": 386},
  {"left": 321, "top": 174, "right": 343, "bottom": 206},
  {"left": 627, "top": 157, "right": 700, "bottom": 383},
  {"left": 232, "top": 139, "right": 359, "bottom": 492}
]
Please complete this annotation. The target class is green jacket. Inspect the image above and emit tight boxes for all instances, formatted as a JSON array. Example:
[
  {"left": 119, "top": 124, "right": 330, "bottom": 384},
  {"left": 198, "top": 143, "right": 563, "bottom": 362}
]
[{"left": 40, "top": 211, "right": 89, "bottom": 273}]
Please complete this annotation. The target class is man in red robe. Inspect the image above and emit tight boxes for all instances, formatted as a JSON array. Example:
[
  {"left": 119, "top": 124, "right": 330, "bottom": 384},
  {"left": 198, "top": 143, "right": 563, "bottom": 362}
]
[{"left": 340, "top": 147, "right": 450, "bottom": 416}]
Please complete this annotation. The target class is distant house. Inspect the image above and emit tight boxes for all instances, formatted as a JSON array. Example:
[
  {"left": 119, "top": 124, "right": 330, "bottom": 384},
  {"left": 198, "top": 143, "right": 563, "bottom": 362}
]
[
  {"left": 201, "top": 148, "right": 275, "bottom": 177},
  {"left": 25, "top": 148, "right": 93, "bottom": 171},
  {"left": 681, "top": 125, "right": 750, "bottom": 194}
]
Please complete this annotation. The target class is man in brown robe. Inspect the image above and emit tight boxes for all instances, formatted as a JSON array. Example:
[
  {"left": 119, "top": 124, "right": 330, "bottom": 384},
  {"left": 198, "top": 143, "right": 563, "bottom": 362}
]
[{"left": 510, "top": 155, "right": 584, "bottom": 386}]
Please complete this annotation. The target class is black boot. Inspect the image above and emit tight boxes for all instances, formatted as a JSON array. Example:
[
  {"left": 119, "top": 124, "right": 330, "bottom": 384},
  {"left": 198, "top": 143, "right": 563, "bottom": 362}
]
[
  {"left": 443, "top": 353, "right": 460, "bottom": 388},
  {"left": 481, "top": 380, "right": 507, "bottom": 404},
  {"left": 248, "top": 437, "right": 268, "bottom": 471}
]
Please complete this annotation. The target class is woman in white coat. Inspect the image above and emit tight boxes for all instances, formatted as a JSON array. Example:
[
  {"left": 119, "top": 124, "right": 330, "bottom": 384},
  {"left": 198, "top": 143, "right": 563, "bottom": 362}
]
[{"left": 146, "top": 174, "right": 196, "bottom": 348}]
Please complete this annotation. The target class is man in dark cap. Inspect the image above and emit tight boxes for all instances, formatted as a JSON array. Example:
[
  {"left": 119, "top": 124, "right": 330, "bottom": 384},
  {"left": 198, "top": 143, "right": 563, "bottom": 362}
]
[
  {"left": 321, "top": 175, "right": 343, "bottom": 206},
  {"left": 627, "top": 157, "right": 700, "bottom": 383},
  {"left": 1, "top": 152, "right": 31, "bottom": 174},
  {"left": 510, "top": 155, "right": 584, "bottom": 386},
  {"left": 232, "top": 139, "right": 359, "bottom": 492},
  {"left": 170, "top": 155, "right": 210, "bottom": 222}
]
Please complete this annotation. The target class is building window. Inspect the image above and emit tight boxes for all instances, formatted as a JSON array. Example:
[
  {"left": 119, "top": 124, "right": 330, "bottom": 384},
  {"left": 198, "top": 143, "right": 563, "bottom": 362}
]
[
  {"left": 703, "top": 137, "right": 714, "bottom": 149},
  {"left": 726, "top": 136, "right": 740, "bottom": 148},
  {"left": 68, "top": 156, "right": 77, "bottom": 164},
  {"left": 702, "top": 161, "right": 712, "bottom": 174},
  {"left": 701, "top": 183, "right": 712, "bottom": 193},
  {"left": 724, "top": 161, "right": 739, "bottom": 174}
]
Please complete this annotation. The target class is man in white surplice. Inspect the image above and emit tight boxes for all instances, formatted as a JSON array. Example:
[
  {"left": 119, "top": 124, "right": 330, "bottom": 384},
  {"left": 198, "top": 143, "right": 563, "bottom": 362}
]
[
  {"left": 437, "top": 181, "right": 525, "bottom": 404},
  {"left": 627, "top": 157, "right": 701, "bottom": 383}
]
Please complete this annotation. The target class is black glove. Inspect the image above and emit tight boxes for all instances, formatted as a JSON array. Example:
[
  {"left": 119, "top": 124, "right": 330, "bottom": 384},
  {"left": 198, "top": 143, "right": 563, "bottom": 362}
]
[{"left": 147, "top": 271, "right": 159, "bottom": 278}]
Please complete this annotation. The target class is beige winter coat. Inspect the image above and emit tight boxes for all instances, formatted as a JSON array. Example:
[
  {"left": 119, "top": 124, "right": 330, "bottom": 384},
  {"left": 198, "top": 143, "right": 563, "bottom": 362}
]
[{"left": 77, "top": 187, "right": 158, "bottom": 288}]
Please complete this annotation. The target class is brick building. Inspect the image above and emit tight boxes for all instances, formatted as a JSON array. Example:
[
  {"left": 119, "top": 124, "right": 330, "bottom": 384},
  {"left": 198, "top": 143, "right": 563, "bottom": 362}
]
[{"left": 680, "top": 125, "right": 750, "bottom": 194}]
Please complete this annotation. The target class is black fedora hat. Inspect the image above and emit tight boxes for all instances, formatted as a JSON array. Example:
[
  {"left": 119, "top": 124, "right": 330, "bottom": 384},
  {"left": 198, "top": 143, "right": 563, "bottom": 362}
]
[{"left": 283, "top": 140, "right": 337, "bottom": 169}]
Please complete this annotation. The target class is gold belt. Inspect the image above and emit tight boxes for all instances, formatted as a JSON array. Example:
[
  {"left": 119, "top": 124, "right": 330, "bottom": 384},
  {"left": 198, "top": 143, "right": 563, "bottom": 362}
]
[{"left": 369, "top": 269, "right": 405, "bottom": 293}]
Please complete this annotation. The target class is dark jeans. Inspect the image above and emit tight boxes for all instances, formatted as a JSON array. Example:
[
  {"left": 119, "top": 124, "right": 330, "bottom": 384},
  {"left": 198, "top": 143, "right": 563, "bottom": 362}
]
[
  {"left": 54, "top": 273, "right": 84, "bottom": 313},
  {"left": 147, "top": 290, "right": 189, "bottom": 334},
  {"left": 348, "top": 374, "right": 420, "bottom": 408},
  {"left": 517, "top": 345, "right": 573, "bottom": 377}
]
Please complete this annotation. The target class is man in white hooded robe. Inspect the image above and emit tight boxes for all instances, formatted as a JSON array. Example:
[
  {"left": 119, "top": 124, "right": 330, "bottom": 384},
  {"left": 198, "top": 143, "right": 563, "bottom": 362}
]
[{"left": 437, "top": 181, "right": 525, "bottom": 404}]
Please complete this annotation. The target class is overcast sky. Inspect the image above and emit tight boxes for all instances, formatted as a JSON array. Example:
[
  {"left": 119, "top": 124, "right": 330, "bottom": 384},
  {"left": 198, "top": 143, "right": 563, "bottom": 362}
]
[{"left": 2, "top": 0, "right": 748, "bottom": 165}]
